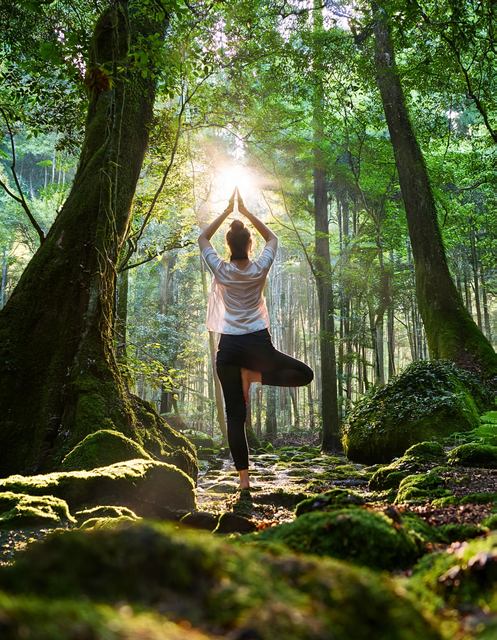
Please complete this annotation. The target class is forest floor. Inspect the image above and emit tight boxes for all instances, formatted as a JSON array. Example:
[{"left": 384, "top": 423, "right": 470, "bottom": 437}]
[{"left": 196, "top": 445, "right": 496, "bottom": 532}]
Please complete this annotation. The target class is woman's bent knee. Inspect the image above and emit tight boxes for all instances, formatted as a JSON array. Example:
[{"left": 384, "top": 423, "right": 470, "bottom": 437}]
[{"left": 302, "top": 365, "right": 314, "bottom": 385}]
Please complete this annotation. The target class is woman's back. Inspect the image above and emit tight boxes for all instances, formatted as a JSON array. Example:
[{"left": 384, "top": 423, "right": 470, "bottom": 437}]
[{"left": 201, "top": 239, "right": 277, "bottom": 335}]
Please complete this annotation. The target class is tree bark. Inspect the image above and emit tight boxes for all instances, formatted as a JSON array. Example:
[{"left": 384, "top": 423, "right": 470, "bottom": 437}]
[
  {"left": 372, "top": 3, "right": 497, "bottom": 380},
  {"left": 0, "top": 2, "right": 195, "bottom": 475},
  {"left": 313, "top": 1, "right": 340, "bottom": 450}
]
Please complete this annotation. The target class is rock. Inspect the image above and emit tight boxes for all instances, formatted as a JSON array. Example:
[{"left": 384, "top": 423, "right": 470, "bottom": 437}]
[
  {"left": 448, "top": 443, "right": 497, "bottom": 468},
  {"left": 74, "top": 505, "right": 139, "bottom": 524},
  {"left": 182, "top": 429, "right": 215, "bottom": 450},
  {"left": 0, "top": 590, "right": 214, "bottom": 640},
  {"left": 244, "top": 507, "right": 423, "bottom": 570},
  {"left": 61, "top": 429, "right": 152, "bottom": 471},
  {"left": 295, "top": 488, "right": 365, "bottom": 516},
  {"left": 0, "top": 492, "right": 75, "bottom": 528},
  {"left": 0, "top": 520, "right": 442, "bottom": 640},
  {"left": 252, "top": 489, "right": 309, "bottom": 509},
  {"left": 409, "top": 531, "right": 497, "bottom": 626},
  {"left": 0, "top": 459, "right": 196, "bottom": 516},
  {"left": 369, "top": 442, "right": 447, "bottom": 491},
  {"left": 214, "top": 512, "right": 257, "bottom": 533},
  {"left": 179, "top": 510, "right": 220, "bottom": 531},
  {"left": 341, "top": 360, "right": 488, "bottom": 464},
  {"left": 395, "top": 472, "right": 452, "bottom": 504}
]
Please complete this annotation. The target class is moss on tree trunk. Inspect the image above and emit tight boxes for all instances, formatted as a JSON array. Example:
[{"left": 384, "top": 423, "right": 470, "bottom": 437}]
[
  {"left": 0, "top": 1, "right": 195, "bottom": 475},
  {"left": 372, "top": 3, "right": 497, "bottom": 381}
]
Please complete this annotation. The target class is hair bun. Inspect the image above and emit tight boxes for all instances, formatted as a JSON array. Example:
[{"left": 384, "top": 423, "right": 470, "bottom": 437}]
[{"left": 230, "top": 219, "right": 245, "bottom": 231}]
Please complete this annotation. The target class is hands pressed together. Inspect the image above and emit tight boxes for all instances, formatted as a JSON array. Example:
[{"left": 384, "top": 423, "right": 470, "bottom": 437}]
[{"left": 223, "top": 187, "right": 249, "bottom": 216}]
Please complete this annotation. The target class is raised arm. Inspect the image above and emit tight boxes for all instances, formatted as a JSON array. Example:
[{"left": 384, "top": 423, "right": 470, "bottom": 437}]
[
  {"left": 237, "top": 189, "right": 277, "bottom": 243},
  {"left": 197, "top": 189, "right": 236, "bottom": 251}
]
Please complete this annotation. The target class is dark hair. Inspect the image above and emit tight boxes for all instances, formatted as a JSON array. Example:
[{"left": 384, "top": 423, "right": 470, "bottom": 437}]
[{"left": 226, "top": 219, "right": 252, "bottom": 260}]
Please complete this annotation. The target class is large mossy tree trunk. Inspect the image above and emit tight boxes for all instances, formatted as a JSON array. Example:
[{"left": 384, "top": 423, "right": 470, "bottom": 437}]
[
  {"left": 0, "top": 1, "right": 195, "bottom": 476},
  {"left": 372, "top": 3, "right": 497, "bottom": 381}
]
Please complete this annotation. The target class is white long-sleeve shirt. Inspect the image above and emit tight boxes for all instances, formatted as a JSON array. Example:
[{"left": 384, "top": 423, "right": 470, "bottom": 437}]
[{"left": 201, "top": 239, "right": 277, "bottom": 335}]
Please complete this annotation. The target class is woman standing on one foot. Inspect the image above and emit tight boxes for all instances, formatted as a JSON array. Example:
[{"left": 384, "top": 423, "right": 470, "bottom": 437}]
[{"left": 198, "top": 187, "right": 314, "bottom": 490}]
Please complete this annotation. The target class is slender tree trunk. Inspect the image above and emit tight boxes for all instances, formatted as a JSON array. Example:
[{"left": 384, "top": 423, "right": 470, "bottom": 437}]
[
  {"left": 0, "top": 2, "right": 195, "bottom": 475},
  {"left": 313, "top": 2, "right": 340, "bottom": 450},
  {"left": 372, "top": 2, "right": 497, "bottom": 379}
]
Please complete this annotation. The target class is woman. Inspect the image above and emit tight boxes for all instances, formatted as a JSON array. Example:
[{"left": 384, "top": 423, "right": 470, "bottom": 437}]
[{"left": 198, "top": 187, "right": 314, "bottom": 490}]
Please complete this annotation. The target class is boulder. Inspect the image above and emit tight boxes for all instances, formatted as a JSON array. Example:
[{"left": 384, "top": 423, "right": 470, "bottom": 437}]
[
  {"left": 447, "top": 443, "right": 497, "bottom": 468},
  {"left": 61, "top": 429, "right": 151, "bottom": 471},
  {"left": 244, "top": 507, "right": 423, "bottom": 570},
  {"left": 0, "top": 492, "right": 75, "bottom": 528},
  {"left": 0, "top": 459, "right": 196, "bottom": 516},
  {"left": 342, "top": 360, "right": 487, "bottom": 463}
]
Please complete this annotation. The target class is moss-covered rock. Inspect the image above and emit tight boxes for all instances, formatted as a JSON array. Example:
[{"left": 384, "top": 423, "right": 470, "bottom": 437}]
[
  {"left": 0, "top": 459, "right": 195, "bottom": 516},
  {"left": 408, "top": 532, "right": 497, "bottom": 617},
  {"left": 342, "top": 361, "right": 486, "bottom": 464},
  {"left": 295, "top": 488, "right": 365, "bottom": 516},
  {"left": 61, "top": 429, "right": 152, "bottom": 471},
  {"left": 447, "top": 443, "right": 497, "bottom": 468},
  {"left": 244, "top": 507, "right": 423, "bottom": 570},
  {"left": 74, "top": 504, "right": 138, "bottom": 523},
  {"left": 0, "top": 492, "right": 75, "bottom": 528},
  {"left": 0, "top": 520, "right": 441, "bottom": 640},
  {"left": 182, "top": 429, "right": 215, "bottom": 450},
  {"left": 0, "top": 591, "right": 214, "bottom": 640},
  {"left": 369, "top": 442, "right": 446, "bottom": 491},
  {"left": 395, "top": 472, "right": 452, "bottom": 504}
]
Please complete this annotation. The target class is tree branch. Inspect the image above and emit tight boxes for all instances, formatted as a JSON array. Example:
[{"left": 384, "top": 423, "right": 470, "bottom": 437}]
[{"left": 0, "top": 108, "right": 45, "bottom": 244}]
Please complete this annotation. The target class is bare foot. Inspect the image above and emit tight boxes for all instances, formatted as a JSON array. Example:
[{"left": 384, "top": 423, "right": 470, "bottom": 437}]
[
  {"left": 238, "top": 468, "right": 250, "bottom": 490},
  {"left": 240, "top": 368, "right": 262, "bottom": 404}
]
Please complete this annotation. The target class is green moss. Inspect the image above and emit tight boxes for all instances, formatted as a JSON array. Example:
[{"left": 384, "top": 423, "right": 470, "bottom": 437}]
[
  {"left": 404, "top": 441, "right": 446, "bottom": 460},
  {"left": 436, "top": 523, "right": 485, "bottom": 542},
  {"left": 182, "top": 429, "right": 215, "bottom": 450},
  {"left": 0, "top": 520, "right": 441, "bottom": 640},
  {"left": 80, "top": 515, "right": 139, "bottom": 529},
  {"left": 447, "top": 443, "right": 497, "bottom": 468},
  {"left": 395, "top": 472, "right": 451, "bottom": 504},
  {"left": 408, "top": 532, "right": 497, "bottom": 615},
  {"left": 0, "top": 591, "right": 213, "bottom": 640},
  {"left": 295, "top": 488, "right": 365, "bottom": 516},
  {"left": 75, "top": 505, "right": 138, "bottom": 523},
  {"left": 244, "top": 507, "right": 423, "bottom": 570},
  {"left": 482, "top": 513, "right": 497, "bottom": 529},
  {"left": 61, "top": 429, "right": 151, "bottom": 471},
  {"left": 0, "top": 492, "right": 75, "bottom": 528},
  {"left": 0, "top": 459, "right": 195, "bottom": 515},
  {"left": 342, "top": 360, "right": 485, "bottom": 464}
]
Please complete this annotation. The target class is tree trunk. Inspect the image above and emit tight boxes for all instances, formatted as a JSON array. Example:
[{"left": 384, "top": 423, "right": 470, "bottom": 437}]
[
  {"left": 372, "top": 3, "right": 497, "bottom": 380},
  {"left": 313, "top": 2, "right": 340, "bottom": 450},
  {"left": 0, "top": 2, "right": 195, "bottom": 475}
]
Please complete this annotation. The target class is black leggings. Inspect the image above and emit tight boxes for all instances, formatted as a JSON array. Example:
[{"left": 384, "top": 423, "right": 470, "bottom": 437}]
[{"left": 215, "top": 328, "right": 314, "bottom": 470}]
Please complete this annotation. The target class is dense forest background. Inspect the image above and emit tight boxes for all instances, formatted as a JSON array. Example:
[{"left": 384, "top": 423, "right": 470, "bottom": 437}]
[
  {"left": 1, "top": 0, "right": 494, "bottom": 446},
  {"left": 1, "top": 2, "right": 497, "bottom": 639}
]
